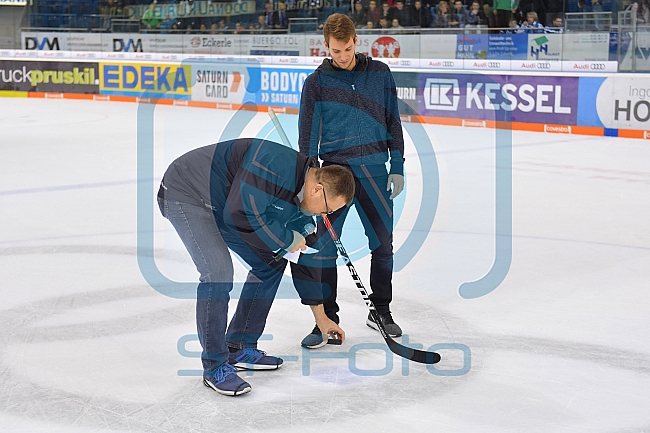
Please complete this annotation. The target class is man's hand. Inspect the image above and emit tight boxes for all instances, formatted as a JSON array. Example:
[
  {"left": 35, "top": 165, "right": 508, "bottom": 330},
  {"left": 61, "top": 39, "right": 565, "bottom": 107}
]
[
  {"left": 387, "top": 174, "right": 404, "bottom": 200},
  {"left": 316, "top": 317, "right": 346, "bottom": 343},
  {"left": 309, "top": 304, "right": 346, "bottom": 343},
  {"left": 288, "top": 236, "right": 307, "bottom": 253}
]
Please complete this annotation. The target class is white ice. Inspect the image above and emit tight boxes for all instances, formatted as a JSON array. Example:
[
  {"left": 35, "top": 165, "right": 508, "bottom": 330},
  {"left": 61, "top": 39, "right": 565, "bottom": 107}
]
[{"left": 1, "top": 97, "right": 649, "bottom": 433}]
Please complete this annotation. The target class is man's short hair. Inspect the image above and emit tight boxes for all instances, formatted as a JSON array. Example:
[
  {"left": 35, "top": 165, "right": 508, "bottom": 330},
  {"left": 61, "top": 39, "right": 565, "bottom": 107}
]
[
  {"left": 323, "top": 13, "right": 357, "bottom": 45},
  {"left": 318, "top": 165, "right": 355, "bottom": 206}
]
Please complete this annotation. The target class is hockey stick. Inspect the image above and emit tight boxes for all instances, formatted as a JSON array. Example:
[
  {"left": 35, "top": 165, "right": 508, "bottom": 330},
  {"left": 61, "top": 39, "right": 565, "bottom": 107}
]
[
  {"left": 266, "top": 109, "right": 440, "bottom": 363},
  {"left": 322, "top": 216, "right": 441, "bottom": 364}
]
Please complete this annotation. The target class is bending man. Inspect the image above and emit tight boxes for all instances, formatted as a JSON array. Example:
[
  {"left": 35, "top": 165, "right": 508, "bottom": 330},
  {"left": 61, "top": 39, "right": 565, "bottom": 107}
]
[{"left": 158, "top": 137, "right": 354, "bottom": 396}]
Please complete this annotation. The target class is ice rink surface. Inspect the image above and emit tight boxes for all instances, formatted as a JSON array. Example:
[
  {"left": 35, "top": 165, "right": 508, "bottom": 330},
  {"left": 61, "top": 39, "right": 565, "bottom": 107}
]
[{"left": 1, "top": 97, "right": 649, "bottom": 432}]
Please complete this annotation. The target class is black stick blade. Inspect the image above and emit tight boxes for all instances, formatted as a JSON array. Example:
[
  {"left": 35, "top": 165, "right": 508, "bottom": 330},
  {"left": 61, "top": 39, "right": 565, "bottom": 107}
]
[{"left": 387, "top": 339, "right": 441, "bottom": 364}]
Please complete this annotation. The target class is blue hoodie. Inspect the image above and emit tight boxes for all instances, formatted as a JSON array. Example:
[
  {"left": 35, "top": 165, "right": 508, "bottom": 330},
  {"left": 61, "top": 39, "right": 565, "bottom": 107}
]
[{"left": 298, "top": 53, "right": 405, "bottom": 179}]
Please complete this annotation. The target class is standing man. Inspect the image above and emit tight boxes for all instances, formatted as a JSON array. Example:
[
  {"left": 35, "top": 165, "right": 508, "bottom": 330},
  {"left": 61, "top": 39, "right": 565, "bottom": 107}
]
[
  {"left": 296, "top": 14, "right": 405, "bottom": 349},
  {"left": 275, "top": 1, "right": 289, "bottom": 30},
  {"left": 158, "top": 138, "right": 353, "bottom": 396},
  {"left": 493, "top": 0, "right": 519, "bottom": 29}
]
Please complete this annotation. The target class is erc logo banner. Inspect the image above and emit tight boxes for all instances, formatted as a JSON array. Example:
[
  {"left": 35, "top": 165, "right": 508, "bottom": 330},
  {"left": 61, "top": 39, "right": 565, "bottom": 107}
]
[
  {"left": 124, "top": 1, "right": 254, "bottom": 20},
  {"left": 99, "top": 62, "right": 191, "bottom": 98}
]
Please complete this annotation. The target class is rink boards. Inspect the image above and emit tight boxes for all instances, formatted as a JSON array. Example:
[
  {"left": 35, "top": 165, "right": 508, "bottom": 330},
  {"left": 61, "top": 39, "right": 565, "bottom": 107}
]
[{"left": 1, "top": 53, "right": 649, "bottom": 139}]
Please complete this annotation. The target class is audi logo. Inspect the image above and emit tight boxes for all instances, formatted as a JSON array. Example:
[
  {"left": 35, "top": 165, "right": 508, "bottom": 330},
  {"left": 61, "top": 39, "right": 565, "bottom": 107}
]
[
  {"left": 590, "top": 63, "right": 606, "bottom": 70},
  {"left": 442, "top": 61, "right": 454, "bottom": 67},
  {"left": 537, "top": 62, "right": 551, "bottom": 69},
  {"left": 488, "top": 62, "right": 501, "bottom": 68}
]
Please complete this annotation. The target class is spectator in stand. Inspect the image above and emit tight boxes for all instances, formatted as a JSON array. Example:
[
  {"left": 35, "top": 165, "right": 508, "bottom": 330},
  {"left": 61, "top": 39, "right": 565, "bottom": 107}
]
[
  {"left": 264, "top": 1, "right": 277, "bottom": 27},
  {"left": 521, "top": 11, "right": 544, "bottom": 32},
  {"left": 350, "top": 0, "right": 368, "bottom": 28},
  {"left": 217, "top": 18, "right": 229, "bottom": 33},
  {"left": 503, "top": 17, "right": 523, "bottom": 32},
  {"left": 493, "top": 0, "right": 519, "bottom": 29},
  {"left": 99, "top": 0, "right": 123, "bottom": 30},
  {"left": 141, "top": 2, "right": 161, "bottom": 32},
  {"left": 393, "top": 0, "right": 412, "bottom": 26},
  {"left": 545, "top": 16, "right": 563, "bottom": 32},
  {"left": 234, "top": 22, "right": 248, "bottom": 34},
  {"left": 578, "top": 0, "right": 604, "bottom": 30},
  {"left": 483, "top": 2, "right": 497, "bottom": 28},
  {"left": 411, "top": 0, "right": 432, "bottom": 27},
  {"left": 466, "top": 0, "right": 488, "bottom": 27},
  {"left": 434, "top": 0, "right": 451, "bottom": 27},
  {"left": 210, "top": 22, "right": 218, "bottom": 34},
  {"left": 308, "top": 0, "right": 324, "bottom": 20},
  {"left": 545, "top": 0, "right": 565, "bottom": 27},
  {"left": 391, "top": 17, "right": 403, "bottom": 28},
  {"left": 276, "top": 1, "right": 289, "bottom": 29},
  {"left": 379, "top": 16, "right": 391, "bottom": 28},
  {"left": 367, "top": 0, "right": 381, "bottom": 26},
  {"left": 450, "top": 0, "right": 467, "bottom": 27},
  {"left": 381, "top": 2, "right": 395, "bottom": 23},
  {"left": 627, "top": 1, "right": 650, "bottom": 24},
  {"left": 518, "top": 0, "right": 545, "bottom": 25},
  {"left": 255, "top": 14, "right": 270, "bottom": 32}
]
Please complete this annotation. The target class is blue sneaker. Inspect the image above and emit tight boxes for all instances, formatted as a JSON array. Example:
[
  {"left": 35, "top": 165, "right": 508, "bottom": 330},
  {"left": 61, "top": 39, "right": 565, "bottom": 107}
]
[
  {"left": 301, "top": 324, "right": 327, "bottom": 349},
  {"left": 228, "top": 348, "right": 283, "bottom": 371},
  {"left": 203, "top": 363, "right": 251, "bottom": 396}
]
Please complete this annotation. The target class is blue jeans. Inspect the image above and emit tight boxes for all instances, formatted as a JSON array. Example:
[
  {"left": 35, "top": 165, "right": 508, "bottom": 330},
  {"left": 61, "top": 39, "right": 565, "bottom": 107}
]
[
  {"left": 158, "top": 199, "right": 286, "bottom": 373},
  {"left": 301, "top": 165, "right": 394, "bottom": 323}
]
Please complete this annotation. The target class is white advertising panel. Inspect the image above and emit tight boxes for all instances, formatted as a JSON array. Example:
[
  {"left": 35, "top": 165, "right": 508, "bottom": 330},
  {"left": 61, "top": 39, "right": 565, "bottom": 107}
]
[
  {"left": 22, "top": 32, "right": 102, "bottom": 52},
  {"left": 526, "top": 33, "right": 563, "bottom": 61},
  {"left": 1, "top": 0, "right": 27, "bottom": 6},
  {"left": 190, "top": 63, "right": 248, "bottom": 103},
  {"left": 305, "top": 34, "right": 423, "bottom": 58},
  {"left": 562, "top": 32, "right": 610, "bottom": 62},
  {"left": 596, "top": 76, "right": 650, "bottom": 129},
  {"left": 511, "top": 60, "right": 562, "bottom": 72},
  {"left": 420, "top": 34, "right": 458, "bottom": 60}
]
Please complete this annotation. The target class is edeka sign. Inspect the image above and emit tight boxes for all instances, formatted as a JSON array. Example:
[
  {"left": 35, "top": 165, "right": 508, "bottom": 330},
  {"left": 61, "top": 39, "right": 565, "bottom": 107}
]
[
  {"left": 0, "top": 60, "right": 99, "bottom": 93},
  {"left": 456, "top": 34, "right": 527, "bottom": 60},
  {"left": 253, "top": 68, "right": 310, "bottom": 108},
  {"left": 124, "top": 1, "right": 254, "bottom": 20},
  {"left": 99, "top": 62, "right": 191, "bottom": 98},
  {"left": 419, "top": 73, "right": 578, "bottom": 125},
  {"left": 595, "top": 76, "right": 650, "bottom": 129}
]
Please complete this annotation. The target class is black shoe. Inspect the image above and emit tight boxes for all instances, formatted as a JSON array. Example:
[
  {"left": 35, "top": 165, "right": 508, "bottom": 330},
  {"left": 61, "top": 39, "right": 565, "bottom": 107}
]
[
  {"left": 301, "top": 324, "right": 327, "bottom": 349},
  {"left": 366, "top": 312, "right": 402, "bottom": 337}
]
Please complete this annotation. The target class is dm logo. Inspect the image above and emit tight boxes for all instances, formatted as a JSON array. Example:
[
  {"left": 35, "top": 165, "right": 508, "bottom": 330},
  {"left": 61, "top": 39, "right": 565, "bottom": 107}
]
[
  {"left": 25, "top": 37, "right": 60, "bottom": 51},
  {"left": 371, "top": 36, "right": 400, "bottom": 58},
  {"left": 113, "top": 38, "right": 143, "bottom": 52},
  {"left": 530, "top": 36, "right": 549, "bottom": 60},
  {"left": 423, "top": 78, "right": 459, "bottom": 111}
]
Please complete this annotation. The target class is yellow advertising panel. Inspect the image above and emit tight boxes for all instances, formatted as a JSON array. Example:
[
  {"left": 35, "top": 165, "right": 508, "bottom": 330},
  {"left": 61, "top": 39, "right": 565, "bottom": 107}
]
[{"left": 99, "top": 62, "right": 191, "bottom": 98}]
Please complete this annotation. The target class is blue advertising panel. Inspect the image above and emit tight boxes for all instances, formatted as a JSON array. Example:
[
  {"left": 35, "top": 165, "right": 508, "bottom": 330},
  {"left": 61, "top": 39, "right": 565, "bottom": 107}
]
[
  {"left": 418, "top": 72, "right": 579, "bottom": 125},
  {"left": 456, "top": 34, "right": 527, "bottom": 60},
  {"left": 253, "top": 67, "right": 313, "bottom": 108}
]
